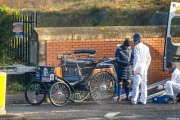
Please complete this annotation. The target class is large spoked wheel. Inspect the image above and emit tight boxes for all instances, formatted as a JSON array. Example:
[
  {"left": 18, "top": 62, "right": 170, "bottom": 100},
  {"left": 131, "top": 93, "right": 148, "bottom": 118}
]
[
  {"left": 89, "top": 71, "right": 116, "bottom": 104},
  {"left": 49, "top": 81, "right": 71, "bottom": 107},
  {"left": 24, "top": 81, "right": 46, "bottom": 105},
  {"left": 70, "top": 91, "right": 89, "bottom": 102}
]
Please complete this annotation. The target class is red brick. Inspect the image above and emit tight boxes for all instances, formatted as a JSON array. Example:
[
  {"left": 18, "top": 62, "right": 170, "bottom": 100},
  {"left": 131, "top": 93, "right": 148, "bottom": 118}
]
[{"left": 45, "top": 37, "right": 169, "bottom": 84}]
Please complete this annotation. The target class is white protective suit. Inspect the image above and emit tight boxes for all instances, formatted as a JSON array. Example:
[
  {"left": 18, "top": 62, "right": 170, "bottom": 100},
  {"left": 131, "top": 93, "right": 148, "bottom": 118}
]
[
  {"left": 166, "top": 68, "right": 180, "bottom": 98},
  {"left": 131, "top": 42, "right": 151, "bottom": 104}
]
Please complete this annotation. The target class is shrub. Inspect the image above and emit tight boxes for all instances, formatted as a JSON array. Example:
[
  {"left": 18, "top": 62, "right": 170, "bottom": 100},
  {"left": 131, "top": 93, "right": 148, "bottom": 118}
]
[
  {"left": 0, "top": 5, "right": 20, "bottom": 65},
  {"left": 7, "top": 82, "right": 25, "bottom": 91}
]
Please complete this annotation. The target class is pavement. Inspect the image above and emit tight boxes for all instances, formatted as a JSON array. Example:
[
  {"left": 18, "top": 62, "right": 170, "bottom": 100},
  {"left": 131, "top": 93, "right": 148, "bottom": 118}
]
[
  {"left": 0, "top": 93, "right": 26, "bottom": 120},
  {"left": 4, "top": 92, "right": 152, "bottom": 105},
  {"left": 3, "top": 92, "right": 180, "bottom": 120},
  {"left": 1, "top": 90, "right": 171, "bottom": 119},
  {"left": 5, "top": 92, "right": 53, "bottom": 105},
  {"left": 3, "top": 93, "right": 180, "bottom": 120},
  {"left": 6, "top": 93, "right": 27, "bottom": 105},
  {"left": 4, "top": 93, "right": 119, "bottom": 105},
  {"left": 3, "top": 93, "right": 53, "bottom": 119}
]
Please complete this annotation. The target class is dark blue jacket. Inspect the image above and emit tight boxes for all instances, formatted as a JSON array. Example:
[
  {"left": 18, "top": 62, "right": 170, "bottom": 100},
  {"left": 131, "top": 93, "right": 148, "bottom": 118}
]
[{"left": 115, "top": 44, "right": 133, "bottom": 80}]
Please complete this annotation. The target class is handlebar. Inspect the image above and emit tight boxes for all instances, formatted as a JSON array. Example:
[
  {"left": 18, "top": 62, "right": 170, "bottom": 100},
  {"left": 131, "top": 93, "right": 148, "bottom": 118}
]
[{"left": 57, "top": 52, "right": 72, "bottom": 60}]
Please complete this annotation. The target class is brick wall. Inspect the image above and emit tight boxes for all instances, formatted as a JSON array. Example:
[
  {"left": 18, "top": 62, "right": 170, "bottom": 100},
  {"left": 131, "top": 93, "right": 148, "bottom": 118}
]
[{"left": 46, "top": 38, "right": 171, "bottom": 84}]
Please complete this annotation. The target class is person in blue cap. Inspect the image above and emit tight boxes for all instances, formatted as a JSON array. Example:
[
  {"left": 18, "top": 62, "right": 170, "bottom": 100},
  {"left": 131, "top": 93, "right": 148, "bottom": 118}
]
[
  {"left": 115, "top": 37, "right": 134, "bottom": 102},
  {"left": 131, "top": 33, "right": 151, "bottom": 105}
]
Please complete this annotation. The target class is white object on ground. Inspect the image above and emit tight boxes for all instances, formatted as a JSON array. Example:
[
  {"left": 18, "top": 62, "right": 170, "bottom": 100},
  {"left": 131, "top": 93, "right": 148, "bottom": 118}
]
[
  {"left": 104, "top": 112, "right": 120, "bottom": 118},
  {"left": 113, "top": 96, "right": 118, "bottom": 101},
  {"left": 156, "top": 85, "right": 164, "bottom": 90}
]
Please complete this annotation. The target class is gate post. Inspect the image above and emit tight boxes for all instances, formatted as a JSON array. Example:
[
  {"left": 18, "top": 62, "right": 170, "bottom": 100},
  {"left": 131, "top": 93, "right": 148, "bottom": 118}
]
[{"left": 0, "top": 72, "right": 7, "bottom": 115}]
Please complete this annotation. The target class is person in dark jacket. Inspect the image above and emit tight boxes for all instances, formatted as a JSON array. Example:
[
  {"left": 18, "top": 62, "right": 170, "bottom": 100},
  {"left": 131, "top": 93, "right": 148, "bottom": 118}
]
[{"left": 115, "top": 38, "right": 133, "bottom": 102}]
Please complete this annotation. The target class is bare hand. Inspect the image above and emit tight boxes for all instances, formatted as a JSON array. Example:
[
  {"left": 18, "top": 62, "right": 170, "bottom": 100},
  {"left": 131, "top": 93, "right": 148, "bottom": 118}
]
[{"left": 127, "top": 58, "right": 130, "bottom": 62}]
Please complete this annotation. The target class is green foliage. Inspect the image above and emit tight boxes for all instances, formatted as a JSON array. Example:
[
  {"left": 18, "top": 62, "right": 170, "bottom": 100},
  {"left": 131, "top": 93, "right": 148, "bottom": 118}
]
[
  {"left": 7, "top": 82, "right": 25, "bottom": 91},
  {"left": 12, "top": 82, "right": 25, "bottom": 91},
  {"left": 0, "top": 5, "right": 20, "bottom": 65},
  {"left": 6, "top": 74, "right": 32, "bottom": 92}
]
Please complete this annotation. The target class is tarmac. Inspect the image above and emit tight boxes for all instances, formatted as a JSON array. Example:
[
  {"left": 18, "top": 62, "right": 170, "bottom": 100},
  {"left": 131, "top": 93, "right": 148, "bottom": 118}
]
[
  {"left": 0, "top": 93, "right": 26, "bottom": 120},
  {"left": 2, "top": 93, "right": 54, "bottom": 119},
  {"left": 3, "top": 92, "right": 180, "bottom": 120},
  {"left": 3, "top": 93, "right": 92, "bottom": 119},
  {"left": 4, "top": 91, "right": 154, "bottom": 105},
  {"left": 2, "top": 92, "right": 112, "bottom": 120}
]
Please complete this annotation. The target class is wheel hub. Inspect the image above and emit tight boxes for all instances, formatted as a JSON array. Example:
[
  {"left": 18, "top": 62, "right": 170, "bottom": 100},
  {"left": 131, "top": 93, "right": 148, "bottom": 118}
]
[
  {"left": 32, "top": 91, "right": 38, "bottom": 95},
  {"left": 57, "top": 92, "right": 63, "bottom": 96},
  {"left": 99, "top": 84, "right": 106, "bottom": 91}
]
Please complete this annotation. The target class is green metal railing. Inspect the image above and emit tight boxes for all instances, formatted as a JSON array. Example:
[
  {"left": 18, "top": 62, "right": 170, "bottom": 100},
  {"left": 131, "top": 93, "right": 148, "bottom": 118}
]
[{"left": 8, "top": 12, "right": 37, "bottom": 62}]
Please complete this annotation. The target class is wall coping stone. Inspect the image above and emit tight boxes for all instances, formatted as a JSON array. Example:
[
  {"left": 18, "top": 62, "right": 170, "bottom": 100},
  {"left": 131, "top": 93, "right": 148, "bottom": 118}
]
[{"left": 31, "top": 26, "right": 167, "bottom": 41}]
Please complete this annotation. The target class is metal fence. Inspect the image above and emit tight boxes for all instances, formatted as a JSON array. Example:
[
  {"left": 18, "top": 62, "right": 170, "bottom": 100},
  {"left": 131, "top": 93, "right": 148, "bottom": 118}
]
[{"left": 9, "top": 12, "right": 37, "bottom": 63}]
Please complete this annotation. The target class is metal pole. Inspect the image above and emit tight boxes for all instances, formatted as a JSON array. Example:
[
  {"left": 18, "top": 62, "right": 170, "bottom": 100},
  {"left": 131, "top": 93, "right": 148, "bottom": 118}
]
[
  {"left": 35, "top": 12, "right": 37, "bottom": 27},
  {"left": 25, "top": 14, "right": 28, "bottom": 62},
  {"left": 27, "top": 14, "right": 30, "bottom": 62},
  {"left": 22, "top": 14, "right": 25, "bottom": 62}
]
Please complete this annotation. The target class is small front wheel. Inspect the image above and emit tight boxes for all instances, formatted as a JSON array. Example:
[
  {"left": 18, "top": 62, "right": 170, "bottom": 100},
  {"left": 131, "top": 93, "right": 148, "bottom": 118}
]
[
  {"left": 49, "top": 81, "right": 71, "bottom": 107},
  {"left": 24, "top": 81, "right": 46, "bottom": 105},
  {"left": 89, "top": 71, "right": 116, "bottom": 104}
]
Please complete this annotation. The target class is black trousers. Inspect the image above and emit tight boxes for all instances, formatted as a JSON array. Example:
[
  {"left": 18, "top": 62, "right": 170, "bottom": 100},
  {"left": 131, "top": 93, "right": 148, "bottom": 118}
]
[{"left": 118, "top": 79, "right": 132, "bottom": 87}]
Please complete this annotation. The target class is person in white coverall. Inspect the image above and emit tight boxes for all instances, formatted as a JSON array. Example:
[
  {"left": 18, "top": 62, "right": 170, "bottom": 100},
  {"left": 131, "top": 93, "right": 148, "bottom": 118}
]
[
  {"left": 131, "top": 33, "right": 151, "bottom": 105},
  {"left": 157, "top": 61, "right": 180, "bottom": 103}
]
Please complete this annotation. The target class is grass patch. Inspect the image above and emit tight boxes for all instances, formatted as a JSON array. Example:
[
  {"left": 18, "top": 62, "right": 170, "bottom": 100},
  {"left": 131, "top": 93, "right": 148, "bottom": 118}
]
[
  {"left": 36, "top": 6, "right": 164, "bottom": 27},
  {"left": 17, "top": 0, "right": 172, "bottom": 27}
]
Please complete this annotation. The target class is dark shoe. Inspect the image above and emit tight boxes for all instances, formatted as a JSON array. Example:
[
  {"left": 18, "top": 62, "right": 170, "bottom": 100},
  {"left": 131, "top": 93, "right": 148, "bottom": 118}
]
[
  {"left": 176, "top": 94, "right": 180, "bottom": 102},
  {"left": 166, "top": 98, "right": 178, "bottom": 104},
  {"left": 140, "top": 102, "right": 146, "bottom": 105},
  {"left": 130, "top": 102, "right": 137, "bottom": 105},
  {"left": 177, "top": 98, "right": 180, "bottom": 102},
  {"left": 138, "top": 100, "right": 146, "bottom": 105},
  {"left": 117, "top": 98, "right": 122, "bottom": 102},
  {"left": 126, "top": 97, "right": 131, "bottom": 101}
]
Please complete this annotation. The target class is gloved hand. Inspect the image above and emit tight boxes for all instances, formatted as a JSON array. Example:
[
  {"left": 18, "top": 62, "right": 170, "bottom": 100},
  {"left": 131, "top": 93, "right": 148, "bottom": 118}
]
[
  {"left": 156, "top": 85, "right": 164, "bottom": 90},
  {"left": 126, "top": 62, "right": 131, "bottom": 66},
  {"left": 112, "top": 59, "right": 117, "bottom": 64}
]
